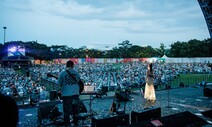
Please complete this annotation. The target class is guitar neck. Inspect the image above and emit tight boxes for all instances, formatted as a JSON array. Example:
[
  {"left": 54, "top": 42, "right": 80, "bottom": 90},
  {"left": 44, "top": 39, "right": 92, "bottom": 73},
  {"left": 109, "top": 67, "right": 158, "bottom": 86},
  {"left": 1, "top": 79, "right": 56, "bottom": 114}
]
[
  {"left": 47, "top": 73, "right": 58, "bottom": 79},
  {"left": 47, "top": 73, "right": 84, "bottom": 93}
]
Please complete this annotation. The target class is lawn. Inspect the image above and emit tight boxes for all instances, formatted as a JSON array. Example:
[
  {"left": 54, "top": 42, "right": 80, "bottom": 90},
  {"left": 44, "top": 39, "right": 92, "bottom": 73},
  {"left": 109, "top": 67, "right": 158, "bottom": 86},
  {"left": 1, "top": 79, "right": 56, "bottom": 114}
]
[{"left": 159, "top": 74, "right": 212, "bottom": 90}]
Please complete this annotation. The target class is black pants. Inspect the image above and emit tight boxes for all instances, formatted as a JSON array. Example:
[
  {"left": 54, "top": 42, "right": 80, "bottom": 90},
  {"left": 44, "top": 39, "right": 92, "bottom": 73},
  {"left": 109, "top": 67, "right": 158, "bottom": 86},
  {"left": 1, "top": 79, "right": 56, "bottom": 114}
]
[{"left": 62, "top": 95, "right": 79, "bottom": 126}]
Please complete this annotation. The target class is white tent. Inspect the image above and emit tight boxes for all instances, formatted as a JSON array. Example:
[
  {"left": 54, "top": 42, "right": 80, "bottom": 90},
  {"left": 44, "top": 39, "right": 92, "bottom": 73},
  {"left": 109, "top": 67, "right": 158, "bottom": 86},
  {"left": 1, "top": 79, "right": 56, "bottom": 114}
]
[{"left": 161, "top": 55, "right": 168, "bottom": 59}]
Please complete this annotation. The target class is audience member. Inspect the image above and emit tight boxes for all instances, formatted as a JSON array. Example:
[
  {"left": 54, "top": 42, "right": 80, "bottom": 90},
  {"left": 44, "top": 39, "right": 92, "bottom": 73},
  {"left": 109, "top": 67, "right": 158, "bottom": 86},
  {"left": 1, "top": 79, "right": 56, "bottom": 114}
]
[{"left": 0, "top": 93, "right": 19, "bottom": 127}]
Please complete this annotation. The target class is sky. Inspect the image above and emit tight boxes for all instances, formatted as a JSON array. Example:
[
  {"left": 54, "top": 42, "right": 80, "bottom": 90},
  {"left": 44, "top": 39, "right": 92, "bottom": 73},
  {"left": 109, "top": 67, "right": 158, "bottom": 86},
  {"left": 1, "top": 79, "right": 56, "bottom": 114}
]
[{"left": 0, "top": 0, "right": 210, "bottom": 50}]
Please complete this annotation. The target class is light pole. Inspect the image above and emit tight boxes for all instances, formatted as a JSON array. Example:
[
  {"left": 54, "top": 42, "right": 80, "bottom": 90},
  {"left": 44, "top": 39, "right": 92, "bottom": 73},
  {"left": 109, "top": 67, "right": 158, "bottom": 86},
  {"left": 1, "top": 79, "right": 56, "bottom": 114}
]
[{"left": 3, "top": 26, "right": 7, "bottom": 44}]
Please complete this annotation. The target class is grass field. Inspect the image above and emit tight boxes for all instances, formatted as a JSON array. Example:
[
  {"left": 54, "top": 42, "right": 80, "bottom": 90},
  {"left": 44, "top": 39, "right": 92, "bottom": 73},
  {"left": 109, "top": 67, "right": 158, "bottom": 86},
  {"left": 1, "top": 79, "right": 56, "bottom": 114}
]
[
  {"left": 172, "top": 74, "right": 212, "bottom": 85},
  {"left": 157, "top": 74, "right": 212, "bottom": 90}
]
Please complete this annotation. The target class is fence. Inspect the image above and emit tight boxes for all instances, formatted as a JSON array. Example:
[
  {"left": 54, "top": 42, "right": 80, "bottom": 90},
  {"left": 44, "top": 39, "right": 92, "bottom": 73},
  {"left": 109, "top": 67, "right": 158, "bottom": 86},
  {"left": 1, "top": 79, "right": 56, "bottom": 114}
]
[{"left": 30, "top": 72, "right": 59, "bottom": 91}]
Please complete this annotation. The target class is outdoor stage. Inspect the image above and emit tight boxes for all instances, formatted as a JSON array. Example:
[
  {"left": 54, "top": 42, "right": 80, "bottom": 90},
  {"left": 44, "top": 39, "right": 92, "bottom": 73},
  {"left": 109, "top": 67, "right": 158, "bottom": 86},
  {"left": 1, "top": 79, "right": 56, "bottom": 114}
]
[{"left": 17, "top": 85, "right": 212, "bottom": 127}]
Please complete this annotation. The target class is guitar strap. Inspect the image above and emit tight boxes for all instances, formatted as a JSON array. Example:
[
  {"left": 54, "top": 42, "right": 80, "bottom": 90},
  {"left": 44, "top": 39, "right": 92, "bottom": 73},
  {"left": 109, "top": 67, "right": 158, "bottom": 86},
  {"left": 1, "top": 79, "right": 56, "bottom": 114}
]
[
  {"left": 66, "top": 70, "right": 78, "bottom": 84},
  {"left": 66, "top": 70, "right": 84, "bottom": 93}
]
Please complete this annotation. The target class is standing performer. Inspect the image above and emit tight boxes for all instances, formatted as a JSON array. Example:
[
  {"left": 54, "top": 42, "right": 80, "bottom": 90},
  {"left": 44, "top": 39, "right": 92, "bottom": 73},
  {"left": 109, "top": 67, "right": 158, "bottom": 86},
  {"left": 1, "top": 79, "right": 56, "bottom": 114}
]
[
  {"left": 144, "top": 63, "right": 156, "bottom": 102},
  {"left": 58, "top": 60, "right": 81, "bottom": 126}
]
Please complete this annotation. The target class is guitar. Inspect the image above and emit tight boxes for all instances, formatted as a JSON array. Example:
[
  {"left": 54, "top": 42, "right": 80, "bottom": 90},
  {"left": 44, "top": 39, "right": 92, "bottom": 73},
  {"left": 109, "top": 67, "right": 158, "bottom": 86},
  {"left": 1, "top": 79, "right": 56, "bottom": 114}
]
[{"left": 47, "top": 73, "right": 84, "bottom": 93}]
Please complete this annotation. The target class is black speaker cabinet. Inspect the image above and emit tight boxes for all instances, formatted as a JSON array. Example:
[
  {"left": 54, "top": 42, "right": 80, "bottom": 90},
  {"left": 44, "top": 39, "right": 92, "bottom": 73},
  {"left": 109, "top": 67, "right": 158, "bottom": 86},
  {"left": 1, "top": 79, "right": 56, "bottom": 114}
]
[
  {"left": 131, "top": 107, "right": 161, "bottom": 124},
  {"left": 201, "top": 109, "right": 212, "bottom": 119},
  {"left": 130, "top": 111, "right": 209, "bottom": 127},
  {"left": 38, "top": 100, "right": 61, "bottom": 123},
  {"left": 159, "top": 111, "right": 209, "bottom": 127},
  {"left": 115, "top": 113, "right": 129, "bottom": 126},
  {"left": 203, "top": 87, "right": 212, "bottom": 97},
  {"left": 92, "top": 113, "right": 129, "bottom": 127}
]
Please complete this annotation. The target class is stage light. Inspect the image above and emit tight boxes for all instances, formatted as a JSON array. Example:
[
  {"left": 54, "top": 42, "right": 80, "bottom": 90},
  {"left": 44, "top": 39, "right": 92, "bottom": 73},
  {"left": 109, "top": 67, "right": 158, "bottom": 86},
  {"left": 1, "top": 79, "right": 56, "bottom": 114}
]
[
  {"left": 8, "top": 47, "right": 17, "bottom": 52},
  {"left": 18, "top": 48, "right": 26, "bottom": 52}
]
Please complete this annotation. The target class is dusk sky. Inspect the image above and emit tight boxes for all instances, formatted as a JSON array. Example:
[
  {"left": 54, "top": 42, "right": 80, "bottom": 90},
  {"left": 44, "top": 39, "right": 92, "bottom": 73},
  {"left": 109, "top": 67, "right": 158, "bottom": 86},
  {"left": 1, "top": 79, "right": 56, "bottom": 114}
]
[{"left": 0, "top": 0, "right": 210, "bottom": 50}]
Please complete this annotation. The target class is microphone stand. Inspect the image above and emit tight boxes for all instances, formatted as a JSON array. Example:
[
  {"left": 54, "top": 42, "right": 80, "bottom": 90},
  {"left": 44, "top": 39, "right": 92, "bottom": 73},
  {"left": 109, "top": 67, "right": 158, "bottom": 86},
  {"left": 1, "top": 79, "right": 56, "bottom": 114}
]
[
  {"left": 165, "top": 73, "right": 172, "bottom": 108},
  {"left": 123, "top": 91, "right": 127, "bottom": 114},
  {"left": 166, "top": 75, "right": 172, "bottom": 109}
]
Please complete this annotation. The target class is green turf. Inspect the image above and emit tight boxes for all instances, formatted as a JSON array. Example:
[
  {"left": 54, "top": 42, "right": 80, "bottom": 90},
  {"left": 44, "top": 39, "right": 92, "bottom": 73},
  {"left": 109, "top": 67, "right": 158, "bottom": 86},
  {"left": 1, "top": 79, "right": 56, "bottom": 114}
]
[
  {"left": 154, "top": 74, "right": 212, "bottom": 91},
  {"left": 172, "top": 74, "right": 212, "bottom": 86}
]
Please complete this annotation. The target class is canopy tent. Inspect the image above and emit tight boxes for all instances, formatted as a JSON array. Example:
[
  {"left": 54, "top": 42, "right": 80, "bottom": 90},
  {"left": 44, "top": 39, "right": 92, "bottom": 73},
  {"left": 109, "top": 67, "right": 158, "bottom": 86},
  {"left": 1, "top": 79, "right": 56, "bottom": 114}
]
[
  {"left": 157, "top": 55, "right": 168, "bottom": 62},
  {"left": 161, "top": 55, "right": 168, "bottom": 59}
]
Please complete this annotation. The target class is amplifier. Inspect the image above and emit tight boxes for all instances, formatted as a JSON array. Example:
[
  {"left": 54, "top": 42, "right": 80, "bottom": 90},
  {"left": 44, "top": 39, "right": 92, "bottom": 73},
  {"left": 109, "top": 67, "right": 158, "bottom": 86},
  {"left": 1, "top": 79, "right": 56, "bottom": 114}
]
[
  {"left": 92, "top": 113, "right": 129, "bottom": 127},
  {"left": 38, "top": 100, "right": 61, "bottom": 123},
  {"left": 131, "top": 107, "right": 161, "bottom": 124}
]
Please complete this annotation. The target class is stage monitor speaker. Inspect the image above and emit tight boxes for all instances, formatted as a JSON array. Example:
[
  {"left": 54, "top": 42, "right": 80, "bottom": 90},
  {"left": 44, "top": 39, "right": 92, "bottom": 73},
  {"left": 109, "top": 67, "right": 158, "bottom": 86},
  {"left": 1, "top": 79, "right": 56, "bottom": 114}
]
[
  {"left": 38, "top": 100, "right": 61, "bottom": 123},
  {"left": 203, "top": 87, "right": 212, "bottom": 97},
  {"left": 115, "top": 113, "right": 129, "bottom": 126},
  {"left": 201, "top": 109, "right": 212, "bottom": 119},
  {"left": 130, "top": 111, "right": 210, "bottom": 127},
  {"left": 92, "top": 113, "right": 129, "bottom": 127},
  {"left": 159, "top": 111, "right": 209, "bottom": 127},
  {"left": 131, "top": 107, "right": 161, "bottom": 124}
]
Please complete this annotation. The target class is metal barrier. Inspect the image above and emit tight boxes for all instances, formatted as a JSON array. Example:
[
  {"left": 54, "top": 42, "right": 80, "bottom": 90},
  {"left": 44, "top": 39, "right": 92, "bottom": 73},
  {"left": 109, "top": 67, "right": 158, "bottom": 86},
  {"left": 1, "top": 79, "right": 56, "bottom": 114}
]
[{"left": 30, "top": 71, "right": 59, "bottom": 91}]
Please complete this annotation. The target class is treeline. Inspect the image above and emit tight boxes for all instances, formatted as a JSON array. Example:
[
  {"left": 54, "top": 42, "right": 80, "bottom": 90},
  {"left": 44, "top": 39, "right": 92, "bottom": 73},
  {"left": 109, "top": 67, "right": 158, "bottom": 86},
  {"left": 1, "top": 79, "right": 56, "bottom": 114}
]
[{"left": 0, "top": 39, "right": 211, "bottom": 60}]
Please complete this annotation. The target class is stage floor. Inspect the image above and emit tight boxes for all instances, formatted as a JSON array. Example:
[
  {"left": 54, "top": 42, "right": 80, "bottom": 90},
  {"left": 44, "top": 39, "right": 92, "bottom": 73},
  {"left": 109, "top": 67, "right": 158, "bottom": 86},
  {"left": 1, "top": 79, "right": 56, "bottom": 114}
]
[{"left": 17, "top": 85, "right": 212, "bottom": 127}]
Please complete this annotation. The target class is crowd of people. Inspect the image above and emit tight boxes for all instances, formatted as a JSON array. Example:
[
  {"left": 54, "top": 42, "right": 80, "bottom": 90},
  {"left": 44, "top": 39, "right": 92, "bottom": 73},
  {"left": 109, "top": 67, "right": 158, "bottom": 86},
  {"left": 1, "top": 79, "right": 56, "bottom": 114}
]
[
  {"left": 30, "top": 61, "right": 211, "bottom": 90},
  {"left": 0, "top": 61, "right": 211, "bottom": 126},
  {"left": 0, "top": 61, "right": 211, "bottom": 103}
]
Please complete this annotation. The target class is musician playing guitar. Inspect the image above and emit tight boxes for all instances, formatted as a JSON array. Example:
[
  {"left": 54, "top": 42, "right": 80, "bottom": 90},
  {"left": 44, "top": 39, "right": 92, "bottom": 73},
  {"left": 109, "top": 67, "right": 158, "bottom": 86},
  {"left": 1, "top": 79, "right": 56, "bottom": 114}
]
[{"left": 57, "top": 60, "right": 83, "bottom": 126}]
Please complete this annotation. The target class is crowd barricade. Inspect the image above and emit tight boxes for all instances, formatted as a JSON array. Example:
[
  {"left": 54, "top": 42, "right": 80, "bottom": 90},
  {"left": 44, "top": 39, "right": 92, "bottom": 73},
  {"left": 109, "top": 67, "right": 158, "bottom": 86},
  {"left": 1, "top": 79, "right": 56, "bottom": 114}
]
[
  {"left": 39, "top": 77, "right": 59, "bottom": 91},
  {"left": 30, "top": 71, "right": 59, "bottom": 91}
]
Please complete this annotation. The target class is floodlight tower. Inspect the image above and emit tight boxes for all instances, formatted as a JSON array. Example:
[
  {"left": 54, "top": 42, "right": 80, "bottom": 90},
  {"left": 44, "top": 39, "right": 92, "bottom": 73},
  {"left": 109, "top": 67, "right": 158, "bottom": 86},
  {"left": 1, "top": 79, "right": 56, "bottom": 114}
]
[{"left": 3, "top": 26, "right": 7, "bottom": 44}]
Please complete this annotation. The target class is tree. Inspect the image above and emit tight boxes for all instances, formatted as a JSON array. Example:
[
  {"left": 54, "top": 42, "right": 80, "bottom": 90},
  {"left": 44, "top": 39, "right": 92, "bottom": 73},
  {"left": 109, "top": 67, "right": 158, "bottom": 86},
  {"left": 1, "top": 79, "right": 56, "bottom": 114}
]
[
  {"left": 128, "top": 45, "right": 143, "bottom": 58},
  {"left": 169, "top": 41, "right": 184, "bottom": 57},
  {"left": 156, "top": 43, "right": 166, "bottom": 57},
  {"left": 1, "top": 38, "right": 210, "bottom": 60},
  {"left": 169, "top": 39, "right": 211, "bottom": 57},
  {"left": 118, "top": 40, "right": 133, "bottom": 58}
]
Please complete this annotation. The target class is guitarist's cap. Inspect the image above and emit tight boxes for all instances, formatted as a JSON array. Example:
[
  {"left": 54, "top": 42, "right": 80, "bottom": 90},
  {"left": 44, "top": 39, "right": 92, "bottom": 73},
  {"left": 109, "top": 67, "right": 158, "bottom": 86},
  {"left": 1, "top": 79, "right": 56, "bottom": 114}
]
[{"left": 66, "top": 60, "right": 74, "bottom": 68}]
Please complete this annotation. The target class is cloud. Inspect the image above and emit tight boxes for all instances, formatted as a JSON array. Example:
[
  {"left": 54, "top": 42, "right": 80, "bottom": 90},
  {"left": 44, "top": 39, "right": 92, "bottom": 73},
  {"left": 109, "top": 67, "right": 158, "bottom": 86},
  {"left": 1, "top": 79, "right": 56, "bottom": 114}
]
[{"left": 0, "top": 0, "right": 209, "bottom": 49}]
